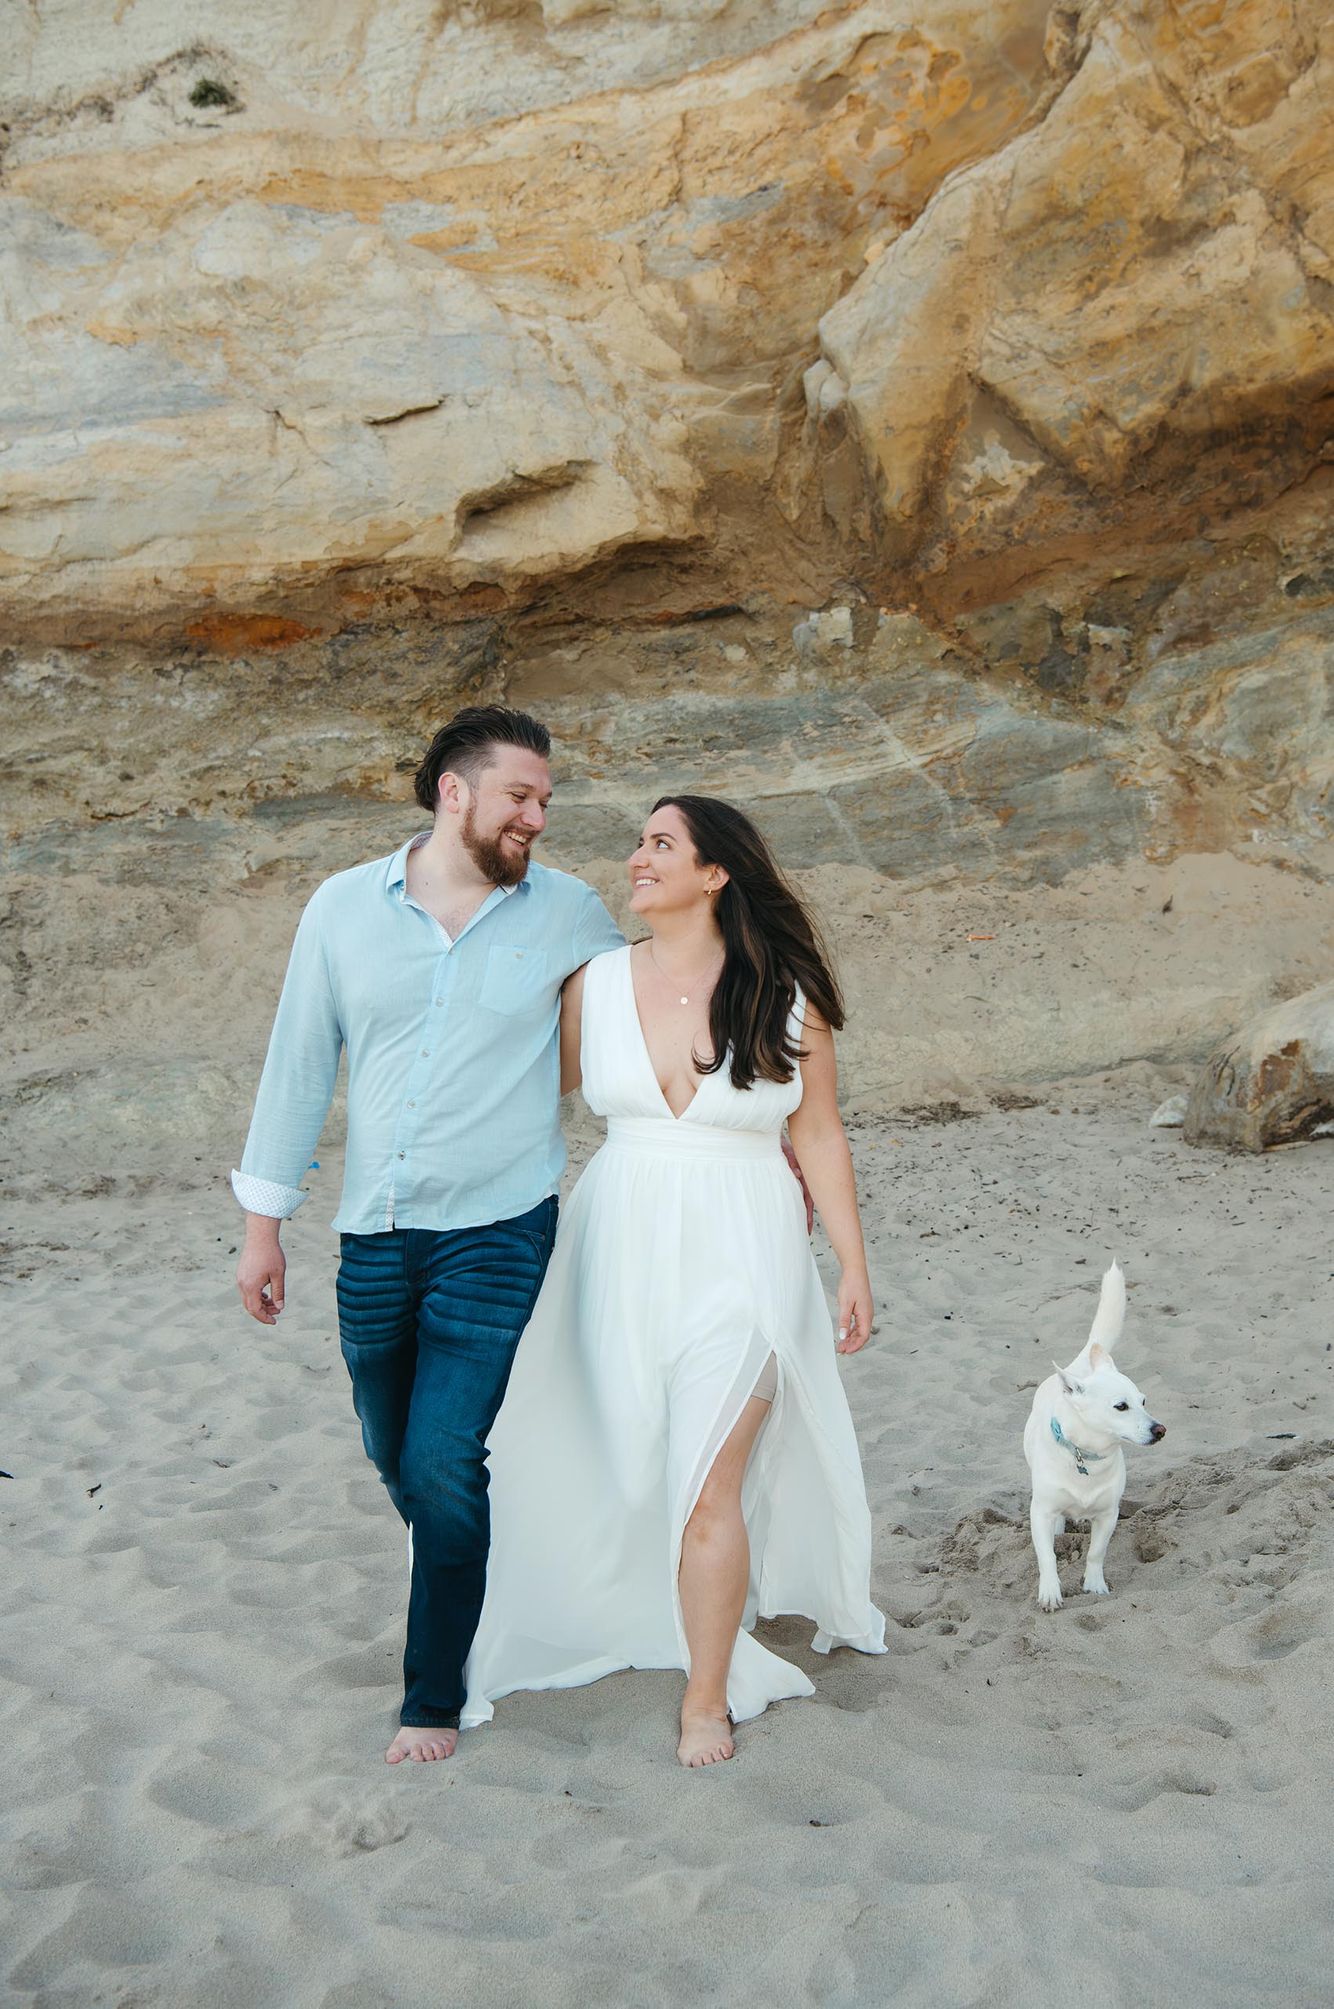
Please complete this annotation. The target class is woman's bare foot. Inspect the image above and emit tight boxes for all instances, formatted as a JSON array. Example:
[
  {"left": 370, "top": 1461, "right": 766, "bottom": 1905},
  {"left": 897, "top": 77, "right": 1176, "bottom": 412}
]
[
  {"left": 678, "top": 1707, "right": 735, "bottom": 1768},
  {"left": 386, "top": 1725, "right": 458, "bottom": 1765}
]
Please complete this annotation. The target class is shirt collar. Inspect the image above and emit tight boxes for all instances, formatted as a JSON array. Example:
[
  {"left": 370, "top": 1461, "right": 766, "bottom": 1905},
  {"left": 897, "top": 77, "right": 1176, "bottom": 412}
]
[{"left": 385, "top": 832, "right": 527, "bottom": 902}]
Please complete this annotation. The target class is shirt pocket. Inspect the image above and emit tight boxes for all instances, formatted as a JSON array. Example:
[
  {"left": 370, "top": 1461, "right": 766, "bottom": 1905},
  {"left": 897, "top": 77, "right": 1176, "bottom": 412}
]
[{"left": 479, "top": 942, "right": 551, "bottom": 1017}]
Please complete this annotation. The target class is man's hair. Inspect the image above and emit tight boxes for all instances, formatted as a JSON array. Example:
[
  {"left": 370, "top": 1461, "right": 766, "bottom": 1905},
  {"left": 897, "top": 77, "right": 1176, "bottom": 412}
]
[{"left": 413, "top": 705, "right": 551, "bottom": 812}]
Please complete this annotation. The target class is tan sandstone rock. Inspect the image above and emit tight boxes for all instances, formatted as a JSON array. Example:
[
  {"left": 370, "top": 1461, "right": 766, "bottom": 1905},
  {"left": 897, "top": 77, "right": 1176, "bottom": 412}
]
[
  {"left": 816, "top": 0, "right": 1334, "bottom": 598},
  {"left": 1184, "top": 978, "right": 1334, "bottom": 1152},
  {"left": 2, "top": 0, "right": 1329, "bottom": 664},
  {"left": 0, "top": 1, "right": 1053, "bottom": 640}
]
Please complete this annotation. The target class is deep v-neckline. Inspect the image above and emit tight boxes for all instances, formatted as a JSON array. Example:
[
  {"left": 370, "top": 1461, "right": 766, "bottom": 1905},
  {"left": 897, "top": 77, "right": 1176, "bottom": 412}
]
[{"left": 624, "top": 945, "right": 710, "bottom": 1124}]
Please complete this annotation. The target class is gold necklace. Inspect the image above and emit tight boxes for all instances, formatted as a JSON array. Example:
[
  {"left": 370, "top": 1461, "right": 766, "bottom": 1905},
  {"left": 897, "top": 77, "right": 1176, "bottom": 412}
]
[{"left": 647, "top": 942, "right": 722, "bottom": 1006}]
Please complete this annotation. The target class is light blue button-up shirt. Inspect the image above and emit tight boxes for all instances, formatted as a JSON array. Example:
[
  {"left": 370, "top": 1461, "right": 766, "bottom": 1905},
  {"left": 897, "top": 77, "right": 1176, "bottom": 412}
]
[{"left": 232, "top": 836, "right": 624, "bottom": 1233}]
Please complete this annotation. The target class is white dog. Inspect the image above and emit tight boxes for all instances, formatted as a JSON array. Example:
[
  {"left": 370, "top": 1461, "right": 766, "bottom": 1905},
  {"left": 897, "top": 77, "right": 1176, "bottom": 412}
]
[{"left": 1023, "top": 1261, "right": 1166, "bottom": 1611}]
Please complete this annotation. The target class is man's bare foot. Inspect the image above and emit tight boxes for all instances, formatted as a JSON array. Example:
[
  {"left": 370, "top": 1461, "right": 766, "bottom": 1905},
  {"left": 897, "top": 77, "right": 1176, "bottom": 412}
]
[
  {"left": 386, "top": 1725, "right": 458, "bottom": 1765},
  {"left": 678, "top": 1708, "right": 735, "bottom": 1769}
]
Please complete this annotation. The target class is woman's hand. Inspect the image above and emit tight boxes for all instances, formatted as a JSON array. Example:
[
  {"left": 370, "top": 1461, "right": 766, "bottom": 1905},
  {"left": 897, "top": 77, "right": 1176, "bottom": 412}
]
[
  {"left": 787, "top": 1012, "right": 873, "bottom": 1351},
  {"left": 836, "top": 1268, "right": 874, "bottom": 1354}
]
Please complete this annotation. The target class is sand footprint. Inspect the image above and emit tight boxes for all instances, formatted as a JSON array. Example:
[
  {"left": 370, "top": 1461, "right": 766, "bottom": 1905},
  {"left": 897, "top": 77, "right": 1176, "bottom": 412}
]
[
  {"left": 146, "top": 1755, "right": 274, "bottom": 1829},
  {"left": 9, "top": 1883, "right": 177, "bottom": 1991},
  {"left": 291, "top": 1794, "right": 409, "bottom": 1859},
  {"left": 1099, "top": 1765, "right": 1218, "bottom": 1814},
  {"left": 1237, "top": 1603, "right": 1323, "bottom": 1663}
]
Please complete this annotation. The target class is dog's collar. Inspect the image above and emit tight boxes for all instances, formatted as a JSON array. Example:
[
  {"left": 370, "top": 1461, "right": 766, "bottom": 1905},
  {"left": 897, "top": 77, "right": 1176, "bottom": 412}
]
[{"left": 1050, "top": 1415, "right": 1106, "bottom": 1476}]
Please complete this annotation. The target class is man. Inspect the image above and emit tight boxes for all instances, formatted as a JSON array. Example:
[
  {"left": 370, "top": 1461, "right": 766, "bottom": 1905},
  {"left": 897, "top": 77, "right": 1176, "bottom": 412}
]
[{"left": 234, "top": 705, "right": 623, "bottom": 1764}]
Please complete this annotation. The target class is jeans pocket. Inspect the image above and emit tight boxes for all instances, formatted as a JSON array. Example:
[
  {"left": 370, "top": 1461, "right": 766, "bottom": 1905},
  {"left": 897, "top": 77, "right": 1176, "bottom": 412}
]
[{"left": 511, "top": 1196, "right": 559, "bottom": 1262}]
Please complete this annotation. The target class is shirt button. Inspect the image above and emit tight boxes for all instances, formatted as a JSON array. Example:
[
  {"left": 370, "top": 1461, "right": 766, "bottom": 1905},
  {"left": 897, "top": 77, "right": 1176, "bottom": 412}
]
[
  {"left": 407, "top": 1100, "right": 416, "bottom": 1109},
  {"left": 435, "top": 998, "right": 445, "bottom": 1007},
  {"left": 397, "top": 1151, "right": 405, "bottom": 1160},
  {"left": 421, "top": 1049, "right": 430, "bottom": 1057}
]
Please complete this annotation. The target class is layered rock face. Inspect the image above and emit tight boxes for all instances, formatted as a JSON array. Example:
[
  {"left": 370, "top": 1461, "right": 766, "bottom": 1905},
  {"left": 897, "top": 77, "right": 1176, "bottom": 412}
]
[
  {"left": 3, "top": 1, "right": 1333, "bottom": 1146},
  {"left": 1, "top": 1, "right": 1328, "bottom": 636},
  {"left": 5, "top": 0, "right": 1058, "bottom": 636}
]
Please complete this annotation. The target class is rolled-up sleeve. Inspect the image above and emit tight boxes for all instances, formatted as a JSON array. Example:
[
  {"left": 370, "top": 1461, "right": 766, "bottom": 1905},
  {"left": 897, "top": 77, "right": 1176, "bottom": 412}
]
[{"left": 232, "top": 891, "right": 343, "bottom": 1217}]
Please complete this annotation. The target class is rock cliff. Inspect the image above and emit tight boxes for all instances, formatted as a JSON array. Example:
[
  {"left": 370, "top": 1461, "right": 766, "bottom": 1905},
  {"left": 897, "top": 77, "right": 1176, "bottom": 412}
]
[{"left": 3, "top": 1, "right": 1333, "bottom": 1151}]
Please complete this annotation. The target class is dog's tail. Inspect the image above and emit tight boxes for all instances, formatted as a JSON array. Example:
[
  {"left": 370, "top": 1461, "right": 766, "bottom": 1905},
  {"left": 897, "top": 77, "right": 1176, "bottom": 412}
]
[{"left": 1088, "top": 1258, "right": 1127, "bottom": 1352}]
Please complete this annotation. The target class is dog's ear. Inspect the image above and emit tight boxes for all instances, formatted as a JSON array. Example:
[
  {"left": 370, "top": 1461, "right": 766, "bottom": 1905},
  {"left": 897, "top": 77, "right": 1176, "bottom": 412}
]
[
  {"left": 1052, "top": 1360, "right": 1080, "bottom": 1395},
  {"left": 1088, "top": 1341, "right": 1110, "bottom": 1372}
]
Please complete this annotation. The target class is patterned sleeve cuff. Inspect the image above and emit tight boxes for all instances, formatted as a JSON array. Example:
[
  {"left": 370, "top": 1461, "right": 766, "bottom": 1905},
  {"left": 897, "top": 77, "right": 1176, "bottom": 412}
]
[{"left": 231, "top": 1170, "right": 308, "bottom": 1219}]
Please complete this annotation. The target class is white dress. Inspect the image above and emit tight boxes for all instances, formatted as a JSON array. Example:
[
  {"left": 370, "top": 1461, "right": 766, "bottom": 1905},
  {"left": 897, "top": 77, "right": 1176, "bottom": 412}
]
[{"left": 461, "top": 946, "right": 886, "bottom": 1730}]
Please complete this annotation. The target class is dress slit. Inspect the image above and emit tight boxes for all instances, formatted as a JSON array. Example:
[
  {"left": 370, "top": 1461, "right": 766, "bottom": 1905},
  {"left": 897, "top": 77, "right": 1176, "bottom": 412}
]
[{"left": 669, "top": 1331, "right": 788, "bottom": 1708}]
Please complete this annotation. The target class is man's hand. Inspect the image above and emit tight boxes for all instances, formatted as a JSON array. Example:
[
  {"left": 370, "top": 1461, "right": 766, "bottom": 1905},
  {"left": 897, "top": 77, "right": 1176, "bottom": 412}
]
[
  {"left": 237, "top": 1215, "right": 287, "bottom": 1325},
  {"left": 781, "top": 1136, "right": 815, "bottom": 1234}
]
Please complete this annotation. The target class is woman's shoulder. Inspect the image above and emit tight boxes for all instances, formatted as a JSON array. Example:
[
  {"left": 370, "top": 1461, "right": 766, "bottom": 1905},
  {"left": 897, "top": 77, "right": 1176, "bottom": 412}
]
[
  {"left": 793, "top": 984, "right": 828, "bottom": 1023},
  {"left": 580, "top": 942, "right": 630, "bottom": 993}
]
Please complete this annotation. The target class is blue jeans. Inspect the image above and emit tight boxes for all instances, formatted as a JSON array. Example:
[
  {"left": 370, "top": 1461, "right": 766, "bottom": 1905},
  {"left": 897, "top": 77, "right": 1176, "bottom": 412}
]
[{"left": 335, "top": 1198, "right": 558, "bottom": 1728}]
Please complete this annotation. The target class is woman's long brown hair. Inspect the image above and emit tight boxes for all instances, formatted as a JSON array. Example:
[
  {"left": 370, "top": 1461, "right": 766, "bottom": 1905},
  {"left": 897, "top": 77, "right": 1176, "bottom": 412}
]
[{"left": 652, "top": 794, "right": 845, "bottom": 1091}]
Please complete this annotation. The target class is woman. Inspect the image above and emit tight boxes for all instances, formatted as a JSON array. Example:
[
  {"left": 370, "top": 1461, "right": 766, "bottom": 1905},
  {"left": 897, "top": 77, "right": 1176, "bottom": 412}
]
[{"left": 463, "top": 796, "right": 885, "bottom": 1764}]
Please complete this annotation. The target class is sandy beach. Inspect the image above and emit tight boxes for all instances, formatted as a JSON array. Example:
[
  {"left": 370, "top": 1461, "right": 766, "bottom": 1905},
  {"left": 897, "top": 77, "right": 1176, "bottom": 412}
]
[
  {"left": 4, "top": 1066, "right": 1332, "bottom": 2007},
  {"left": 5, "top": 0, "right": 1334, "bottom": 1997}
]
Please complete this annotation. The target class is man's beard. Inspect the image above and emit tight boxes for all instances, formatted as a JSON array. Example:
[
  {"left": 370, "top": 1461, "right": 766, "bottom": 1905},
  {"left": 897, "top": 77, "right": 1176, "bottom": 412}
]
[{"left": 461, "top": 800, "right": 531, "bottom": 887}]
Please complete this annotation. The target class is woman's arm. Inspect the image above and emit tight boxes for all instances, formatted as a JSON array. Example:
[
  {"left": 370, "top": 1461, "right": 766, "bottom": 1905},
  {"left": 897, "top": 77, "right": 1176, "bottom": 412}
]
[
  {"left": 559, "top": 963, "right": 587, "bottom": 1096},
  {"left": 785, "top": 1008, "right": 873, "bottom": 1353}
]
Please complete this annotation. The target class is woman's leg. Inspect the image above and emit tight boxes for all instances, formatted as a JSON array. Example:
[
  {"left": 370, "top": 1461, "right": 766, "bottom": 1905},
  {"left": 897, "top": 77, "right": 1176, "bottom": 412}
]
[{"left": 677, "top": 1374, "right": 774, "bottom": 1768}]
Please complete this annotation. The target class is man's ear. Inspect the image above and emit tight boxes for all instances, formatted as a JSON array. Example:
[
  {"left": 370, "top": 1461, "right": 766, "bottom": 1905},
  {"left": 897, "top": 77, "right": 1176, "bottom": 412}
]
[{"left": 437, "top": 769, "right": 465, "bottom": 816}]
